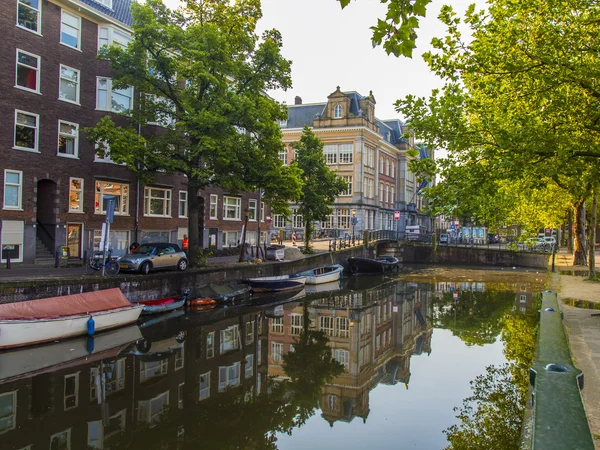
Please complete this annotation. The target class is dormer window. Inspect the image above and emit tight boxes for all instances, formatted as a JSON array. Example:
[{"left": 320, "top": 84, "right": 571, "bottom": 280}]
[{"left": 333, "top": 105, "right": 343, "bottom": 119}]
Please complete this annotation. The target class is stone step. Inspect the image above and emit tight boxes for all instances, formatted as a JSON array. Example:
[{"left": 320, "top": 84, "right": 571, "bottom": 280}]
[{"left": 34, "top": 257, "right": 56, "bottom": 267}]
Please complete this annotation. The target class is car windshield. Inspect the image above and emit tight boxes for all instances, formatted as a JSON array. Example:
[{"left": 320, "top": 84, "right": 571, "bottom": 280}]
[{"left": 133, "top": 245, "right": 156, "bottom": 254}]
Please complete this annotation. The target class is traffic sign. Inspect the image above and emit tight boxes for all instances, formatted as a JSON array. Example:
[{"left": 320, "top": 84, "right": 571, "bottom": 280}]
[
  {"left": 352, "top": 217, "right": 358, "bottom": 225},
  {"left": 394, "top": 211, "right": 400, "bottom": 220},
  {"left": 454, "top": 219, "right": 459, "bottom": 226},
  {"left": 453, "top": 291, "right": 458, "bottom": 301}
]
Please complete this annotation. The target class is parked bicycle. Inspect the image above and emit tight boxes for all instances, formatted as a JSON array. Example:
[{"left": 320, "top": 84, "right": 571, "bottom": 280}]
[{"left": 86, "top": 248, "right": 120, "bottom": 276}]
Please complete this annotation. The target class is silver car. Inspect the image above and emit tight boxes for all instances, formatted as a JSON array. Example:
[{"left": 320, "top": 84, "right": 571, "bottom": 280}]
[{"left": 118, "top": 243, "right": 188, "bottom": 274}]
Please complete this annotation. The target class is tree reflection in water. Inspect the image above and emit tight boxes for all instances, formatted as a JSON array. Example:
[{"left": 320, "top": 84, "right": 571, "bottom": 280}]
[{"left": 443, "top": 298, "right": 540, "bottom": 449}]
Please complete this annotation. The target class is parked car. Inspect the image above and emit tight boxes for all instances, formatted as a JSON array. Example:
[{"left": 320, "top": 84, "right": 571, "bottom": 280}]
[
  {"left": 439, "top": 233, "right": 449, "bottom": 244},
  {"left": 487, "top": 233, "right": 499, "bottom": 244},
  {"left": 118, "top": 243, "right": 188, "bottom": 274},
  {"left": 524, "top": 237, "right": 552, "bottom": 252}
]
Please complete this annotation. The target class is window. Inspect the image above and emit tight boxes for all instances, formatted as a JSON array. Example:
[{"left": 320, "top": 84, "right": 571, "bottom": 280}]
[
  {"left": 15, "top": 50, "right": 40, "bottom": 92},
  {"left": 290, "top": 313, "right": 303, "bottom": 335},
  {"left": 146, "top": 95, "right": 175, "bottom": 127},
  {"left": 137, "top": 391, "right": 169, "bottom": 425},
  {"left": 59, "top": 65, "right": 80, "bottom": 104},
  {"left": 520, "top": 295, "right": 527, "bottom": 303},
  {"left": 223, "top": 196, "right": 241, "bottom": 220},
  {"left": 271, "top": 342, "right": 283, "bottom": 363},
  {"left": 245, "top": 354, "right": 254, "bottom": 378},
  {"left": 292, "top": 210, "right": 303, "bottom": 229},
  {"left": 364, "top": 177, "right": 374, "bottom": 198},
  {"left": 175, "top": 345, "right": 185, "bottom": 370},
  {"left": 140, "top": 360, "right": 168, "bottom": 383},
  {"left": 328, "top": 394, "right": 338, "bottom": 410},
  {"left": 391, "top": 160, "right": 395, "bottom": 177},
  {"left": 17, "top": 0, "right": 40, "bottom": 33},
  {"left": 199, "top": 371, "right": 211, "bottom": 400},
  {"left": 248, "top": 199, "right": 257, "bottom": 221},
  {"left": 4, "top": 170, "right": 23, "bottom": 210},
  {"left": 278, "top": 149, "right": 288, "bottom": 165},
  {"left": 261, "top": 202, "right": 265, "bottom": 222},
  {"left": 339, "top": 143, "right": 353, "bottom": 163},
  {"left": 95, "top": 181, "right": 129, "bottom": 215},
  {"left": 323, "top": 145, "right": 337, "bottom": 165},
  {"left": 209, "top": 194, "right": 218, "bottom": 219},
  {"left": 386, "top": 158, "right": 391, "bottom": 176},
  {"left": 96, "top": 0, "right": 113, "bottom": 8},
  {"left": 220, "top": 325, "right": 240, "bottom": 354},
  {"left": 333, "top": 104, "right": 343, "bottom": 118},
  {"left": 58, "top": 121, "right": 78, "bottom": 157},
  {"left": 0, "top": 391, "right": 16, "bottom": 434},
  {"left": 270, "top": 317, "right": 284, "bottom": 333},
  {"left": 105, "top": 409, "right": 126, "bottom": 440},
  {"left": 94, "top": 142, "right": 119, "bottom": 164},
  {"left": 222, "top": 231, "right": 239, "bottom": 248},
  {"left": 144, "top": 187, "right": 171, "bottom": 217},
  {"left": 97, "top": 77, "right": 133, "bottom": 112},
  {"left": 64, "top": 373, "right": 79, "bottom": 410},
  {"left": 321, "top": 214, "right": 334, "bottom": 229},
  {"left": 385, "top": 184, "right": 390, "bottom": 203},
  {"left": 206, "top": 332, "right": 214, "bottom": 358},
  {"left": 245, "top": 321, "right": 254, "bottom": 344},
  {"left": 218, "top": 362, "right": 241, "bottom": 391},
  {"left": 61, "top": 10, "right": 81, "bottom": 49},
  {"left": 50, "top": 429, "right": 71, "bottom": 450},
  {"left": 14, "top": 110, "right": 38, "bottom": 151},
  {"left": 334, "top": 349, "right": 349, "bottom": 371},
  {"left": 98, "top": 26, "right": 131, "bottom": 51},
  {"left": 391, "top": 186, "right": 395, "bottom": 204},
  {"left": 336, "top": 317, "right": 349, "bottom": 338},
  {"left": 87, "top": 420, "right": 103, "bottom": 449},
  {"left": 340, "top": 175, "right": 352, "bottom": 196},
  {"left": 379, "top": 183, "right": 384, "bottom": 202},
  {"left": 178, "top": 191, "right": 188, "bottom": 218},
  {"left": 367, "top": 147, "right": 375, "bottom": 168},
  {"left": 90, "top": 359, "right": 125, "bottom": 400},
  {"left": 379, "top": 156, "right": 384, "bottom": 173},
  {"left": 337, "top": 209, "right": 350, "bottom": 230},
  {"left": 273, "top": 214, "right": 285, "bottom": 228},
  {"left": 319, "top": 316, "right": 334, "bottom": 336}
]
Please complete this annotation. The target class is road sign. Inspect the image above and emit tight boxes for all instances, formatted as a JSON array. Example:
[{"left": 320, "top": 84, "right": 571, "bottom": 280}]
[
  {"left": 450, "top": 224, "right": 455, "bottom": 230},
  {"left": 453, "top": 291, "right": 458, "bottom": 301},
  {"left": 394, "top": 211, "right": 400, "bottom": 220},
  {"left": 352, "top": 217, "right": 358, "bottom": 226}
]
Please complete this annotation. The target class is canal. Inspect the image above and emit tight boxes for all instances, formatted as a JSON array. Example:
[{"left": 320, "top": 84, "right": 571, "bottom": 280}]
[{"left": 0, "top": 272, "right": 543, "bottom": 450}]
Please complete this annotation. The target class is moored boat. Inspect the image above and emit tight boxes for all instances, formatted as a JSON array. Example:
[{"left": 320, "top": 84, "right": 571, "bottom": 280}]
[
  {"left": 0, "top": 288, "right": 144, "bottom": 350},
  {"left": 347, "top": 256, "right": 398, "bottom": 274},
  {"left": 196, "top": 282, "right": 251, "bottom": 303},
  {"left": 246, "top": 274, "right": 307, "bottom": 293},
  {"left": 297, "top": 264, "right": 344, "bottom": 285},
  {"left": 137, "top": 290, "right": 190, "bottom": 315}
]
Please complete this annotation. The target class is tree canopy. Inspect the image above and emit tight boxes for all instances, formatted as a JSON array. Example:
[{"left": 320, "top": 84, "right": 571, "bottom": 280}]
[{"left": 84, "top": 0, "right": 302, "bottom": 264}]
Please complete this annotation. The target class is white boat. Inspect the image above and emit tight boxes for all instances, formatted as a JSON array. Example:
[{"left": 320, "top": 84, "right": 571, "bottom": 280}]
[
  {"left": 0, "top": 325, "right": 142, "bottom": 384},
  {"left": 298, "top": 264, "right": 344, "bottom": 285},
  {"left": 0, "top": 288, "right": 144, "bottom": 350},
  {"left": 246, "top": 274, "right": 307, "bottom": 292},
  {"left": 305, "top": 281, "right": 343, "bottom": 295}
]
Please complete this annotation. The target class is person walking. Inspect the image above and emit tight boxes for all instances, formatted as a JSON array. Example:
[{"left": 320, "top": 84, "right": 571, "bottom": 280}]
[{"left": 182, "top": 234, "right": 189, "bottom": 254}]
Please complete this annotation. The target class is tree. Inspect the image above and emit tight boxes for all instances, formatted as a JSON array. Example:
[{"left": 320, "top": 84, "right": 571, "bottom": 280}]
[
  {"left": 338, "top": 0, "right": 432, "bottom": 57},
  {"left": 292, "top": 127, "right": 348, "bottom": 252},
  {"left": 84, "top": 0, "right": 301, "bottom": 265},
  {"left": 395, "top": 1, "right": 600, "bottom": 266}
]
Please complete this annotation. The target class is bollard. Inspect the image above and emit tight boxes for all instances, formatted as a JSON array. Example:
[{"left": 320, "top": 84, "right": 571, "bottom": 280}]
[
  {"left": 6, "top": 252, "right": 10, "bottom": 269},
  {"left": 55, "top": 250, "right": 60, "bottom": 268}
]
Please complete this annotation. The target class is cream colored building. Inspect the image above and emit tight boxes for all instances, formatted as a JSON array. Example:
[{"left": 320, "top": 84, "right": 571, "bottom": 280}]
[{"left": 273, "top": 87, "right": 434, "bottom": 239}]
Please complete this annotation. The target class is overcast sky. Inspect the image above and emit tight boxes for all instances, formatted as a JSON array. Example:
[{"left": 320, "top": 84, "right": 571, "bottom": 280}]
[{"left": 164, "top": 0, "right": 487, "bottom": 121}]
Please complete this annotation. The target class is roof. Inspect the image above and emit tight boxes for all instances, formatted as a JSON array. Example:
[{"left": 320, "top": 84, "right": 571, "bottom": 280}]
[
  {"left": 285, "top": 103, "right": 326, "bottom": 129},
  {"left": 78, "top": 0, "right": 134, "bottom": 27}
]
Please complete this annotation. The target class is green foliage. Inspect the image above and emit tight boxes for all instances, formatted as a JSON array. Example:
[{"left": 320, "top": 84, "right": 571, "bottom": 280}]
[
  {"left": 83, "top": 0, "right": 302, "bottom": 263},
  {"left": 292, "top": 127, "right": 348, "bottom": 251},
  {"left": 338, "top": 0, "right": 432, "bottom": 57}
]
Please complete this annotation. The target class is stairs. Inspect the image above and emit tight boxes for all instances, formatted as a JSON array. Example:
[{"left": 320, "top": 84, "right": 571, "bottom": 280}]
[{"left": 35, "top": 237, "right": 55, "bottom": 267}]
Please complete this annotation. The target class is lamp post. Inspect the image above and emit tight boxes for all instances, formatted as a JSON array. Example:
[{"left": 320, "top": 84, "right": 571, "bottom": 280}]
[
  {"left": 351, "top": 209, "right": 357, "bottom": 244},
  {"left": 239, "top": 207, "right": 250, "bottom": 262}
]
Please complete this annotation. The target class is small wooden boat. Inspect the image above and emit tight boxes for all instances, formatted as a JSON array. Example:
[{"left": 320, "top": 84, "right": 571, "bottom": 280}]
[
  {"left": 305, "top": 280, "right": 343, "bottom": 295},
  {"left": 137, "top": 290, "right": 190, "bottom": 315},
  {"left": 298, "top": 264, "right": 344, "bottom": 285},
  {"left": 188, "top": 297, "right": 218, "bottom": 309},
  {"left": 0, "top": 288, "right": 143, "bottom": 350},
  {"left": 347, "top": 256, "right": 399, "bottom": 274},
  {"left": 246, "top": 274, "right": 307, "bottom": 293}
]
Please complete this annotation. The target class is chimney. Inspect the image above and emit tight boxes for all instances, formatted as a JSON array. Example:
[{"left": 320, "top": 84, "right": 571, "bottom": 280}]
[{"left": 294, "top": 96, "right": 302, "bottom": 105}]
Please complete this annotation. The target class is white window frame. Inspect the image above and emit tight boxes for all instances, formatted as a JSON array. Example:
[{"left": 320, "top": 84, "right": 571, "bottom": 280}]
[
  {"left": 50, "top": 428, "right": 71, "bottom": 450},
  {"left": 323, "top": 145, "right": 337, "bottom": 165},
  {"left": 17, "top": 0, "right": 41, "bottom": 34},
  {"left": 64, "top": 372, "right": 79, "bottom": 411},
  {"left": 199, "top": 371, "right": 211, "bottom": 400},
  {"left": 391, "top": 159, "right": 396, "bottom": 177},
  {"left": 245, "top": 321, "right": 254, "bottom": 344},
  {"left": 60, "top": 10, "right": 81, "bottom": 50},
  {"left": 278, "top": 149, "right": 288, "bottom": 165},
  {"left": 0, "top": 391, "right": 17, "bottom": 435},
  {"left": 139, "top": 360, "right": 168, "bottom": 383},
  {"left": 87, "top": 420, "right": 103, "bottom": 449},
  {"left": 270, "top": 317, "right": 284, "bottom": 333},
  {"left": 337, "top": 209, "right": 350, "bottom": 230},
  {"left": 273, "top": 214, "right": 285, "bottom": 228},
  {"left": 96, "top": 77, "right": 133, "bottom": 113},
  {"left": 292, "top": 210, "right": 303, "bottom": 229},
  {"left": 14, "top": 110, "right": 39, "bottom": 152},
  {"left": 59, "top": 64, "right": 80, "bottom": 104},
  {"left": 219, "top": 325, "right": 240, "bottom": 354},
  {"left": 178, "top": 191, "right": 188, "bottom": 218},
  {"left": 175, "top": 345, "right": 185, "bottom": 371},
  {"left": 290, "top": 313, "right": 303, "bottom": 335},
  {"left": 57, "top": 120, "right": 79, "bottom": 158},
  {"left": 137, "top": 391, "right": 169, "bottom": 425},
  {"left": 248, "top": 199, "right": 257, "bottom": 221},
  {"left": 144, "top": 186, "right": 172, "bottom": 217},
  {"left": 336, "top": 317, "right": 350, "bottom": 338},
  {"left": 339, "top": 143, "right": 353, "bottom": 164},
  {"left": 223, "top": 196, "right": 241, "bottom": 221},
  {"left": 15, "top": 49, "right": 40, "bottom": 94},
  {"left": 328, "top": 394, "right": 338, "bottom": 410},
  {"left": 245, "top": 354, "right": 254, "bottom": 378},
  {"left": 319, "top": 316, "right": 334, "bottom": 336},
  {"left": 341, "top": 175, "right": 352, "bottom": 196},
  {"left": 333, "top": 349, "right": 350, "bottom": 371},
  {"left": 206, "top": 332, "right": 215, "bottom": 358},
  {"left": 209, "top": 194, "right": 218, "bottom": 219},
  {"left": 3, "top": 170, "right": 23, "bottom": 210},
  {"left": 271, "top": 342, "right": 283, "bottom": 363},
  {"left": 218, "top": 362, "right": 241, "bottom": 391},
  {"left": 98, "top": 25, "right": 130, "bottom": 52},
  {"left": 333, "top": 104, "right": 342, "bottom": 118},
  {"left": 95, "top": 181, "right": 129, "bottom": 215}
]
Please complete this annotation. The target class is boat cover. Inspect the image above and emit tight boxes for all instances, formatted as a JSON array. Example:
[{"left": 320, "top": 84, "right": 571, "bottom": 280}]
[{"left": 0, "top": 288, "right": 132, "bottom": 320}]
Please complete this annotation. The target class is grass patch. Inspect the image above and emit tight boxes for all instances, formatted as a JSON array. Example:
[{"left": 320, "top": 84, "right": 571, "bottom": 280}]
[{"left": 562, "top": 298, "right": 600, "bottom": 310}]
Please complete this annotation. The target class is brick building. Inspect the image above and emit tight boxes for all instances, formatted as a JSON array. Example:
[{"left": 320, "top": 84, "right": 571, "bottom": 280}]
[{"left": 0, "top": 0, "right": 269, "bottom": 264}]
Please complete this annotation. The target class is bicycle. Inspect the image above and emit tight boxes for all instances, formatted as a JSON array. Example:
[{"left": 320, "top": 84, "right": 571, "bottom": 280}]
[{"left": 86, "top": 248, "right": 120, "bottom": 276}]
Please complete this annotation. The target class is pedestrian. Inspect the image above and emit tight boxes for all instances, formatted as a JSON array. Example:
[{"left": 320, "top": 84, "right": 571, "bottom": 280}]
[
  {"left": 129, "top": 242, "right": 140, "bottom": 253},
  {"left": 182, "top": 234, "right": 189, "bottom": 253}
]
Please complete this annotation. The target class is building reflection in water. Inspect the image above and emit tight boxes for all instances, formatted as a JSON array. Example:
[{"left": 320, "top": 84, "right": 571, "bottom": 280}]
[{"left": 0, "top": 277, "right": 439, "bottom": 449}]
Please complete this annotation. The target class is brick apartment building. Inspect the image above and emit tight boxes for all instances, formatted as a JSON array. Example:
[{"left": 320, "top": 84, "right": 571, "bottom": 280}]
[{"left": 0, "top": 0, "right": 270, "bottom": 264}]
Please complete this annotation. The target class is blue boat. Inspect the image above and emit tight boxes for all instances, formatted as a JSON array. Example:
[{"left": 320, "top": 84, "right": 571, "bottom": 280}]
[{"left": 246, "top": 274, "right": 306, "bottom": 293}]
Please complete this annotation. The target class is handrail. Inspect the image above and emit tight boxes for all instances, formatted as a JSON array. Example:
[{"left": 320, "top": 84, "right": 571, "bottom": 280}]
[{"left": 36, "top": 220, "right": 55, "bottom": 254}]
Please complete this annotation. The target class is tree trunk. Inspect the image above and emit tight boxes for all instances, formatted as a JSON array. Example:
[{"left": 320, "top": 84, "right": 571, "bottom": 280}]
[
  {"left": 573, "top": 199, "right": 587, "bottom": 266},
  {"left": 304, "top": 220, "right": 312, "bottom": 252},
  {"left": 589, "top": 189, "right": 597, "bottom": 278},
  {"left": 566, "top": 208, "right": 573, "bottom": 252},
  {"left": 187, "top": 182, "right": 201, "bottom": 266}
]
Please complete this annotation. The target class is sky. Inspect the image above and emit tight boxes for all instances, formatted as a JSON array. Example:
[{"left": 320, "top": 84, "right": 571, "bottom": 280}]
[{"left": 163, "top": 0, "right": 488, "bottom": 121}]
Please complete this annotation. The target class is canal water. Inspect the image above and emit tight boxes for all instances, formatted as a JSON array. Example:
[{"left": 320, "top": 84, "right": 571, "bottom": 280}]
[{"left": 0, "top": 274, "right": 542, "bottom": 450}]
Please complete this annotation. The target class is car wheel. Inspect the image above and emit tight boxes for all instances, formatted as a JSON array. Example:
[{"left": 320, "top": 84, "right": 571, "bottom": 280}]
[
  {"left": 140, "top": 261, "right": 151, "bottom": 275},
  {"left": 177, "top": 259, "right": 188, "bottom": 271},
  {"left": 175, "top": 331, "right": 187, "bottom": 343}
]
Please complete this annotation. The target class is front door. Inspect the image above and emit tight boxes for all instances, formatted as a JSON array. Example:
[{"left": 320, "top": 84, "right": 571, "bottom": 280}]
[{"left": 67, "top": 224, "right": 82, "bottom": 258}]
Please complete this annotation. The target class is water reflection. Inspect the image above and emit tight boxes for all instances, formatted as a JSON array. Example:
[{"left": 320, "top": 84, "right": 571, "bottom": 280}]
[{"left": 0, "top": 276, "right": 542, "bottom": 450}]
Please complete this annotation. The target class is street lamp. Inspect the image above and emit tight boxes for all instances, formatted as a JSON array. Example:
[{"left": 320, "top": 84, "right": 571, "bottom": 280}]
[
  {"left": 239, "top": 207, "right": 250, "bottom": 262},
  {"left": 351, "top": 209, "right": 357, "bottom": 244}
]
